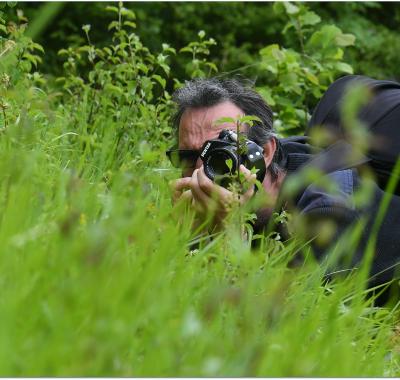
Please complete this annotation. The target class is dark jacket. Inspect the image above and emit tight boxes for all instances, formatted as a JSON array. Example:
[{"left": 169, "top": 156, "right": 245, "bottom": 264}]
[
  {"left": 268, "top": 134, "right": 400, "bottom": 296},
  {"left": 271, "top": 75, "right": 400, "bottom": 294}
]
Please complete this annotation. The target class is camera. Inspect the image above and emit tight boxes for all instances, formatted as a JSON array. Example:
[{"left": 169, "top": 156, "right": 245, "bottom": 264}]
[{"left": 199, "top": 129, "right": 266, "bottom": 188}]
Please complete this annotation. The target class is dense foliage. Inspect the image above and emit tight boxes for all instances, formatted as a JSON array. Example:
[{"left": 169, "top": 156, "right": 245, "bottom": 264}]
[
  {"left": 13, "top": 2, "right": 400, "bottom": 81},
  {"left": 0, "top": 1, "right": 400, "bottom": 376}
]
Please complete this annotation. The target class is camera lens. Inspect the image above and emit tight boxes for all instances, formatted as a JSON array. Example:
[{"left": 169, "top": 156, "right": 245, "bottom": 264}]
[{"left": 205, "top": 149, "right": 237, "bottom": 179}]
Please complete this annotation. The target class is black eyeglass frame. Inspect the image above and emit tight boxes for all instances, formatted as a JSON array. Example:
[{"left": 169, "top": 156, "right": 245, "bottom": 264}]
[{"left": 166, "top": 148, "right": 200, "bottom": 169}]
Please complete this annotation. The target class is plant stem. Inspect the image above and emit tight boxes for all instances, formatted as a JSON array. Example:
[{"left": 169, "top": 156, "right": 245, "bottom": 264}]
[
  {"left": 236, "top": 119, "right": 240, "bottom": 186},
  {"left": 1, "top": 101, "right": 7, "bottom": 128},
  {"left": 118, "top": 2, "right": 122, "bottom": 32},
  {"left": 295, "top": 16, "right": 309, "bottom": 127},
  {"left": 236, "top": 120, "right": 241, "bottom": 239}
]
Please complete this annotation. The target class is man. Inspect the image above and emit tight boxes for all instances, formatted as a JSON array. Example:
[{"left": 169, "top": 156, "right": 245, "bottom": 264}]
[
  {"left": 168, "top": 76, "right": 400, "bottom": 297},
  {"left": 169, "top": 78, "right": 284, "bottom": 227}
]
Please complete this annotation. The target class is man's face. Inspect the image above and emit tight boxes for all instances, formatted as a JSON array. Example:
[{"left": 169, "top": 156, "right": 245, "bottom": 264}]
[{"left": 178, "top": 101, "right": 246, "bottom": 177}]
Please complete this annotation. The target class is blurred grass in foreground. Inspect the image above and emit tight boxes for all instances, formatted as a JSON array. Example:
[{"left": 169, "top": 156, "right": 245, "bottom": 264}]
[{"left": 0, "top": 104, "right": 397, "bottom": 376}]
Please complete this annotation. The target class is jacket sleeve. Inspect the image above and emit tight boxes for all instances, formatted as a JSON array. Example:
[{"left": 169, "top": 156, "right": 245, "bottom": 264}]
[
  {"left": 296, "top": 174, "right": 400, "bottom": 289},
  {"left": 292, "top": 169, "right": 366, "bottom": 274}
]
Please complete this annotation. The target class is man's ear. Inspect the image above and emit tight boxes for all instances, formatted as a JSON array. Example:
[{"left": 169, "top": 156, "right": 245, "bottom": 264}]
[{"left": 262, "top": 138, "right": 277, "bottom": 167}]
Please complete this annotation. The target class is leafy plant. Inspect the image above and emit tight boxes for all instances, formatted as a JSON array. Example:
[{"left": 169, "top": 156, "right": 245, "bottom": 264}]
[
  {"left": 0, "top": 4, "right": 45, "bottom": 129},
  {"left": 54, "top": 2, "right": 178, "bottom": 177},
  {"left": 258, "top": 2, "right": 356, "bottom": 135},
  {"left": 179, "top": 30, "right": 218, "bottom": 78}
]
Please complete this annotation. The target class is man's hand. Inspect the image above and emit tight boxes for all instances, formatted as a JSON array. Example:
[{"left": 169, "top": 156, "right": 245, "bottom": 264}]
[{"left": 171, "top": 165, "right": 257, "bottom": 226}]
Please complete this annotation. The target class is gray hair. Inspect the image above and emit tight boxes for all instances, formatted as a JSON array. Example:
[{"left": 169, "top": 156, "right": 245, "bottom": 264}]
[{"left": 172, "top": 77, "right": 284, "bottom": 181}]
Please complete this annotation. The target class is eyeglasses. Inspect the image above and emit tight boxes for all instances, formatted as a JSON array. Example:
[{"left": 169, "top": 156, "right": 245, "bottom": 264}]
[{"left": 166, "top": 149, "right": 200, "bottom": 169}]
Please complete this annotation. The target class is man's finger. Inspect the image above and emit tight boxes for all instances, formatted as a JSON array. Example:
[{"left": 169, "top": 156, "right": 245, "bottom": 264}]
[
  {"left": 241, "top": 180, "right": 256, "bottom": 203},
  {"left": 190, "top": 169, "right": 212, "bottom": 208},
  {"left": 196, "top": 166, "right": 214, "bottom": 195},
  {"left": 171, "top": 177, "right": 192, "bottom": 204},
  {"left": 197, "top": 166, "right": 232, "bottom": 199},
  {"left": 170, "top": 177, "right": 192, "bottom": 192},
  {"left": 240, "top": 164, "right": 257, "bottom": 183},
  {"left": 180, "top": 189, "right": 193, "bottom": 202},
  {"left": 239, "top": 165, "right": 257, "bottom": 196}
]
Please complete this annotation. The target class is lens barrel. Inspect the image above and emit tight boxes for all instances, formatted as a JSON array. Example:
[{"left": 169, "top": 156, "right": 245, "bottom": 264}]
[{"left": 203, "top": 147, "right": 239, "bottom": 181}]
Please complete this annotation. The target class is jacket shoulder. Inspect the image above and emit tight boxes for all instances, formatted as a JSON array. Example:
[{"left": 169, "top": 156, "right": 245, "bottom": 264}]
[{"left": 297, "top": 169, "right": 356, "bottom": 216}]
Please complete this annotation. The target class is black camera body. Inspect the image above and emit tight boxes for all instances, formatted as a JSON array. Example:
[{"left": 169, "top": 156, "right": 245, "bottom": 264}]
[{"left": 199, "top": 129, "right": 266, "bottom": 188}]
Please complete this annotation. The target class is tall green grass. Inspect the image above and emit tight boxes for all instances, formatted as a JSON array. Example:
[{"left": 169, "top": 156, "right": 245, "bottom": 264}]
[{"left": 0, "top": 98, "right": 397, "bottom": 376}]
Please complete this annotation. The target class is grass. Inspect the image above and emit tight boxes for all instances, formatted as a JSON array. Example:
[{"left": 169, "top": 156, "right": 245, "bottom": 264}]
[{"left": 0, "top": 108, "right": 398, "bottom": 376}]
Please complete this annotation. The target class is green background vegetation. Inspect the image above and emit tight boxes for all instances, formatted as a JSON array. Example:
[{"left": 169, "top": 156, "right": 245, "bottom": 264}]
[
  {"left": 13, "top": 2, "right": 400, "bottom": 81},
  {"left": 1, "top": 1, "right": 400, "bottom": 376}
]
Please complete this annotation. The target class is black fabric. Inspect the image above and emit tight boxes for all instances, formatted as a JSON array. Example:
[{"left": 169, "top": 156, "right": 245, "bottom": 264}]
[
  {"left": 292, "top": 168, "right": 400, "bottom": 287},
  {"left": 278, "top": 136, "right": 313, "bottom": 173},
  {"left": 266, "top": 76, "right": 400, "bottom": 302},
  {"left": 306, "top": 74, "right": 400, "bottom": 194}
]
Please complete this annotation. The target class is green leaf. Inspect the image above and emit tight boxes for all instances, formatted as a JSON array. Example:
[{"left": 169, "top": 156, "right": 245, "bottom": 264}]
[
  {"left": 259, "top": 44, "right": 283, "bottom": 74},
  {"left": 205, "top": 62, "right": 218, "bottom": 73},
  {"left": 78, "top": 45, "right": 90, "bottom": 53},
  {"left": 207, "top": 37, "right": 216, "bottom": 46},
  {"left": 157, "top": 53, "right": 167, "bottom": 63},
  {"left": 335, "top": 62, "right": 354, "bottom": 74},
  {"left": 307, "top": 25, "right": 341, "bottom": 49},
  {"left": 103, "top": 47, "right": 112, "bottom": 56},
  {"left": 260, "top": 43, "right": 280, "bottom": 57},
  {"left": 239, "top": 115, "right": 261, "bottom": 125},
  {"left": 299, "top": 11, "right": 321, "bottom": 26},
  {"left": 123, "top": 21, "right": 136, "bottom": 29},
  {"left": 137, "top": 63, "right": 148, "bottom": 74},
  {"left": 333, "top": 48, "right": 344, "bottom": 60},
  {"left": 305, "top": 71, "right": 319, "bottom": 86},
  {"left": 257, "top": 87, "right": 276, "bottom": 106},
  {"left": 104, "top": 83, "right": 124, "bottom": 95},
  {"left": 105, "top": 5, "right": 119, "bottom": 13},
  {"left": 261, "top": 62, "right": 278, "bottom": 75},
  {"left": 152, "top": 74, "right": 166, "bottom": 89},
  {"left": 23, "top": 53, "right": 39, "bottom": 67},
  {"left": 215, "top": 117, "right": 236, "bottom": 126},
  {"left": 159, "top": 63, "right": 170, "bottom": 76},
  {"left": 225, "top": 158, "right": 233, "bottom": 171},
  {"left": 179, "top": 46, "right": 192, "bottom": 54},
  {"left": 162, "top": 43, "right": 176, "bottom": 55},
  {"left": 260, "top": 44, "right": 285, "bottom": 63},
  {"left": 58, "top": 49, "right": 69, "bottom": 56},
  {"left": 294, "top": 108, "right": 308, "bottom": 121},
  {"left": 335, "top": 33, "right": 356, "bottom": 47},
  {"left": 282, "top": 21, "right": 295, "bottom": 35},
  {"left": 120, "top": 7, "right": 136, "bottom": 19},
  {"left": 108, "top": 21, "right": 120, "bottom": 31},
  {"left": 32, "top": 42, "right": 44, "bottom": 53},
  {"left": 283, "top": 2, "right": 299, "bottom": 15}
]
